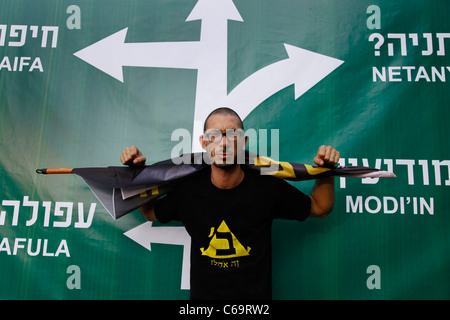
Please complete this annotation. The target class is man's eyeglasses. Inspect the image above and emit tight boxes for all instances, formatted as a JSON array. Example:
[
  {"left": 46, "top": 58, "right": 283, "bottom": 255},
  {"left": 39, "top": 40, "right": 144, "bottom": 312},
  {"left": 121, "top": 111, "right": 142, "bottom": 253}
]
[{"left": 204, "top": 129, "right": 244, "bottom": 143}]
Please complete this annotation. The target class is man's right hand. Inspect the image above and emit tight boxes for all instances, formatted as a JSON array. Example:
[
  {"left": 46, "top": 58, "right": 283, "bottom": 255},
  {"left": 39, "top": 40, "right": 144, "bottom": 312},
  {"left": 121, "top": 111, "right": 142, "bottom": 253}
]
[{"left": 120, "top": 146, "right": 147, "bottom": 166}]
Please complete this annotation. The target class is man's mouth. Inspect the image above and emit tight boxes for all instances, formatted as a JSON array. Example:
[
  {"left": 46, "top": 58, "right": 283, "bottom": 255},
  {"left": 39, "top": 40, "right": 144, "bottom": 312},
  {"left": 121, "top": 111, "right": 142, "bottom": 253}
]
[{"left": 215, "top": 151, "right": 233, "bottom": 163}]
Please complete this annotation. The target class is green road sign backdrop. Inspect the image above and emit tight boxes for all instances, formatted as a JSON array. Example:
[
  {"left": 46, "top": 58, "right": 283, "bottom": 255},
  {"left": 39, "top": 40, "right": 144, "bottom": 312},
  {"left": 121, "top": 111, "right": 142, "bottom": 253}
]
[{"left": 0, "top": 0, "right": 449, "bottom": 299}]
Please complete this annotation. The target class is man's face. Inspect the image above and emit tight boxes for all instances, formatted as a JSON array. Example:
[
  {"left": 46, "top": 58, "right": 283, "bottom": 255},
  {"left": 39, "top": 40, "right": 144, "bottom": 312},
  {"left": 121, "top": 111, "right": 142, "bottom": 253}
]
[{"left": 200, "top": 114, "right": 246, "bottom": 167}]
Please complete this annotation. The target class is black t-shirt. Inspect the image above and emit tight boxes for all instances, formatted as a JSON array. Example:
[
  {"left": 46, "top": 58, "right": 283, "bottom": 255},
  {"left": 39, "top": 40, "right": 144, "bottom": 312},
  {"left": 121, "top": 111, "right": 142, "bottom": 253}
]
[{"left": 154, "top": 166, "right": 311, "bottom": 300}]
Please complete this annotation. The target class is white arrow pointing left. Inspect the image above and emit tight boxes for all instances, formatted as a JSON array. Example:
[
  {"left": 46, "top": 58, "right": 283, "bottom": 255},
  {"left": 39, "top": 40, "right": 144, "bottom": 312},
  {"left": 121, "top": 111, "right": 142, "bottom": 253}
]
[
  {"left": 124, "top": 221, "right": 191, "bottom": 290},
  {"left": 73, "top": 28, "right": 201, "bottom": 82}
]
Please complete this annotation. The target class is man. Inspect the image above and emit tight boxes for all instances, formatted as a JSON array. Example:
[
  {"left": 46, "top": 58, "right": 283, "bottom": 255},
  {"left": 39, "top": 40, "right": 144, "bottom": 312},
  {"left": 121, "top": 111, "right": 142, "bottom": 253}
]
[{"left": 120, "top": 107, "right": 340, "bottom": 300}]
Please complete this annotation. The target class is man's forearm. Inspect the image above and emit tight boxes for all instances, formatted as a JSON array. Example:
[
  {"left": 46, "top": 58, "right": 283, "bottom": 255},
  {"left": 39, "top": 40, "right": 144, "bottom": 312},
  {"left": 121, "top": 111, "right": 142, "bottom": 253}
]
[
  {"left": 309, "top": 177, "right": 335, "bottom": 218},
  {"left": 140, "top": 199, "right": 157, "bottom": 221}
]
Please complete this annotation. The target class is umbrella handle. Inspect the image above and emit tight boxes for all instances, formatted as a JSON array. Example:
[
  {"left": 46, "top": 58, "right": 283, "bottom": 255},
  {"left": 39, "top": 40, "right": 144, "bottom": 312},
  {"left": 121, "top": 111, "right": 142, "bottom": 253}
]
[{"left": 36, "top": 168, "right": 73, "bottom": 174}]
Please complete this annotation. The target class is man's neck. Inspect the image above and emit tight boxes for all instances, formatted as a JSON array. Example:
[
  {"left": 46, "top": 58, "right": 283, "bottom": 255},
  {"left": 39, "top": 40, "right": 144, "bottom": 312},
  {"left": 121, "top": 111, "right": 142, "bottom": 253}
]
[{"left": 210, "top": 164, "right": 245, "bottom": 189}]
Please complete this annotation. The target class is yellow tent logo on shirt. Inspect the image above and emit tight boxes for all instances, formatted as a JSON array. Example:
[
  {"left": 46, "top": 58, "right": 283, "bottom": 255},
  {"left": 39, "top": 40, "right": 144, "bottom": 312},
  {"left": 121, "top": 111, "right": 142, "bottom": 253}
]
[{"left": 200, "top": 220, "right": 251, "bottom": 259}]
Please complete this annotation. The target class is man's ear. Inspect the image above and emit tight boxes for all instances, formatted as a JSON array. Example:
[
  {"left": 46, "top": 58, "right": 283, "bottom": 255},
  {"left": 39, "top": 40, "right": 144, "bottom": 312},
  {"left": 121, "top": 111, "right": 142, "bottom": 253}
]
[{"left": 199, "top": 135, "right": 207, "bottom": 150}]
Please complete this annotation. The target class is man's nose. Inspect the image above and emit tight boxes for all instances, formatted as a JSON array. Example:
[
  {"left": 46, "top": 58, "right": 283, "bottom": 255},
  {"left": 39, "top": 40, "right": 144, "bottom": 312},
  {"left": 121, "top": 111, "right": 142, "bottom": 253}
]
[{"left": 219, "top": 134, "right": 227, "bottom": 147}]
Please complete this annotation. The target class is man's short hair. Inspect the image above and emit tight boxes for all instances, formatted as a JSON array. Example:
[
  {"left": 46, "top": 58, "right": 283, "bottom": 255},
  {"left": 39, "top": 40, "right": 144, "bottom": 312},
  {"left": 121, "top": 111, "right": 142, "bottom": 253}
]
[{"left": 203, "top": 107, "right": 244, "bottom": 132}]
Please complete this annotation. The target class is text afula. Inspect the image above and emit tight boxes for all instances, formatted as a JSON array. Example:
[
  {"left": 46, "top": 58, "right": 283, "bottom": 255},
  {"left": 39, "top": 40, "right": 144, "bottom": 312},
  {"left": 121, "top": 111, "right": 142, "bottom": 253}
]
[{"left": 0, "top": 237, "right": 70, "bottom": 257}]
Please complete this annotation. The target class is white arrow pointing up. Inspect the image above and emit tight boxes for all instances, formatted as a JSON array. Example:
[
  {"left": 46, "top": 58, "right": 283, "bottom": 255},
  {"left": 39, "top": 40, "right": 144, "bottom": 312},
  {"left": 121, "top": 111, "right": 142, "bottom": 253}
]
[
  {"left": 124, "top": 222, "right": 191, "bottom": 290},
  {"left": 186, "top": 0, "right": 243, "bottom": 152}
]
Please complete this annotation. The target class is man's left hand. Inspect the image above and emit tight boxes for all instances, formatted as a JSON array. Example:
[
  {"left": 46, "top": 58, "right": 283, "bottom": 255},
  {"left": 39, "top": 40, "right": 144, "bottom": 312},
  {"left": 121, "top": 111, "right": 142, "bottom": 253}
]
[{"left": 313, "top": 145, "right": 340, "bottom": 168}]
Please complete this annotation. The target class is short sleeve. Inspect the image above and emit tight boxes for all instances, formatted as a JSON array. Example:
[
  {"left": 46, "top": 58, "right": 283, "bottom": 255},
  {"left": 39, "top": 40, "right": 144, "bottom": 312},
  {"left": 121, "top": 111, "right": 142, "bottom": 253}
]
[
  {"left": 153, "top": 171, "right": 209, "bottom": 224},
  {"left": 154, "top": 192, "right": 180, "bottom": 223},
  {"left": 271, "top": 178, "right": 311, "bottom": 221}
]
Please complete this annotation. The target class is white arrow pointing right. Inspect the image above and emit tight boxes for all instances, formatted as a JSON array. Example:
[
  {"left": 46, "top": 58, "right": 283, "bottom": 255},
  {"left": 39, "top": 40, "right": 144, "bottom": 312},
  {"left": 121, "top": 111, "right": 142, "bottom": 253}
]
[{"left": 225, "top": 44, "right": 345, "bottom": 120}]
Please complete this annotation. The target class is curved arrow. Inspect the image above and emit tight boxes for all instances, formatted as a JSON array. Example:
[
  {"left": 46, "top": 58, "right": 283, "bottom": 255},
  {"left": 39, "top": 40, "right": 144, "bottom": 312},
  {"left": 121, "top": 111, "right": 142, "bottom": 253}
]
[{"left": 225, "top": 44, "right": 345, "bottom": 120}]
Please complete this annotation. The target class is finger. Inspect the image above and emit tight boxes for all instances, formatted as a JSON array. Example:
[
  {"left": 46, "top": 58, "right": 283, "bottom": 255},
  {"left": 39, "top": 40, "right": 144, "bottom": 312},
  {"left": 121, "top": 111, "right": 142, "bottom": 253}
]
[
  {"left": 317, "top": 145, "right": 326, "bottom": 158},
  {"left": 322, "top": 146, "right": 331, "bottom": 162},
  {"left": 328, "top": 150, "right": 340, "bottom": 165},
  {"left": 313, "top": 145, "right": 326, "bottom": 166},
  {"left": 314, "top": 146, "right": 341, "bottom": 167},
  {"left": 322, "top": 148, "right": 340, "bottom": 166},
  {"left": 120, "top": 149, "right": 129, "bottom": 165},
  {"left": 121, "top": 146, "right": 139, "bottom": 165},
  {"left": 133, "top": 155, "right": 147, "bottom": 165},
  {"left": 313, "top": 156, "right": 323, "bottom": 166},
  {"left": 122, "top": 148, "right": 134, "bottom": 164}
]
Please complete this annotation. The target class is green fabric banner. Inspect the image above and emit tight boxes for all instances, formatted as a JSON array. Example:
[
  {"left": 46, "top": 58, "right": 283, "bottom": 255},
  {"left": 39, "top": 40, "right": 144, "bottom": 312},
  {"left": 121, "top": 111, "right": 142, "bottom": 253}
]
[{"left": 0, "top": 0, "right": 448, "bottom": 299}]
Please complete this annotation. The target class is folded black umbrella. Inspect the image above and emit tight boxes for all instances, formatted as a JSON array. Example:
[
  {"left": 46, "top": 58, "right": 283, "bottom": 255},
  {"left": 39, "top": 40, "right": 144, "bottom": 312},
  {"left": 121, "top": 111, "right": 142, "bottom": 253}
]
[{"left": 36, "top": 152, "right": 395, "bottom": 219}]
